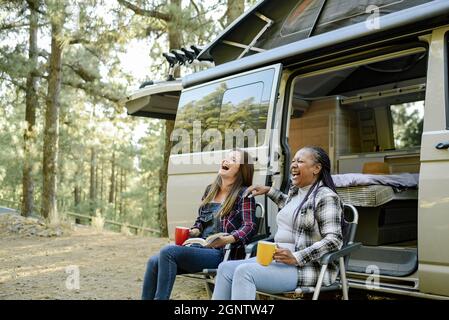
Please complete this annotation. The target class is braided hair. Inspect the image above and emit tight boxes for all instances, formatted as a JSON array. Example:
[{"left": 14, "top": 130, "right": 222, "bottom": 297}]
[
  {"left": 293, "top": 146, "right": 346, "bottom": 235},
  {"left": 302, "top": 146, "right": 337, "bottom": 193}
]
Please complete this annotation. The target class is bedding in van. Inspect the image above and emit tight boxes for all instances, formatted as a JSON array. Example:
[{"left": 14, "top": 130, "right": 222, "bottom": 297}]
[
  {"left": 336, "top": 185, "right": 418, "bottom": 207},
  {"left": 332, "top": 173, "right": 419, "bottom": 188}
]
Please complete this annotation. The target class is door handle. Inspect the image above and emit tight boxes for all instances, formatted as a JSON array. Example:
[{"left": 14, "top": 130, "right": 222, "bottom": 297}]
[{"left": 435, "top": 142, "right": 449, "bottom": 150}]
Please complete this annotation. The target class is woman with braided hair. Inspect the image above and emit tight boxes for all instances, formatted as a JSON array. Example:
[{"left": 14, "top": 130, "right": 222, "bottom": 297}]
[{"left": 212, "top": 146, "right": 344, "bottom": 300}]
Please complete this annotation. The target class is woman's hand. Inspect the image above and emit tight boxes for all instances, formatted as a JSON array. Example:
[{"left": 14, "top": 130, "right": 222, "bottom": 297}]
[
  {"left": 189, "top": 228, "right": 201, "bottom": 237},
  {"left": 273, "top": 248, "right": 298, "bottom": 266},
  {"left": 205, "top": 235, "right": 235, "bottom": 249},
  {"left": 243, "top": 185, "right": 271, "bottom": 198}
]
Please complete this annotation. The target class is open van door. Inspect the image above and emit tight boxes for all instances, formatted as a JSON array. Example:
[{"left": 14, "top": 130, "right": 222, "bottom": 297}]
[{"left": 166, "top": 64, "right": 283, "bottom": 237}]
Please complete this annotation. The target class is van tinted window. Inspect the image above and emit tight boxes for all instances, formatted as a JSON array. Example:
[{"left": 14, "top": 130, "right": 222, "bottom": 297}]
[{"left": 172, "top": 68, "right": 275, "bottom": 154}]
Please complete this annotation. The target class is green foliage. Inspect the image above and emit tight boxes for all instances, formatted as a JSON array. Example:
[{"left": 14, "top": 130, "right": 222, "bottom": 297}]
[
  {"left": 0, "top": 0, "right": 250, "bottom": 234},
  {"left": 391, "top": 102, "right": 424, "bottom": 149}
]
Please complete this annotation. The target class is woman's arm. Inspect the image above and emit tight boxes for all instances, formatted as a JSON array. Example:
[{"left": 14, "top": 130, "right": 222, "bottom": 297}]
[
  {"left": 244, "top": 185, "right": 288, "bottom": 209},
  {"left": 293, "top": 193, "right": 343, "bottom": 267},
  {"left": 267, "top": 187, "right": 289, "bottom": 209}
]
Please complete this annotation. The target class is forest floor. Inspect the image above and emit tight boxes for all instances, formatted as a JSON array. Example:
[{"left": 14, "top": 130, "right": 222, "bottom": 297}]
[{"left": 0, "top": 213, "right": 207, "bottom": 300}]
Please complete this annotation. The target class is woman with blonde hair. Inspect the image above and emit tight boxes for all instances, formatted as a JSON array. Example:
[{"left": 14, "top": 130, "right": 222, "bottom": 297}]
[{"left": 141, "top": 149, "right": 257, "bottom": 300}]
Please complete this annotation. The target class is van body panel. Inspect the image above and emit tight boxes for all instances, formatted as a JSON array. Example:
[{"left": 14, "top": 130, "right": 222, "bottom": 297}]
[
  {"left": 418, "top": 26, "right": 449, "bottom": 296},
  {"left": 166, "top": 64, "right": 283, "bottom": 237}
]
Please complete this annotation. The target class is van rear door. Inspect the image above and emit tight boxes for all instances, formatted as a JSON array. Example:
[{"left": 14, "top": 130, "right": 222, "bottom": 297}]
[{"left": 167, "top": 64, "right": 283, "bottom": 237}]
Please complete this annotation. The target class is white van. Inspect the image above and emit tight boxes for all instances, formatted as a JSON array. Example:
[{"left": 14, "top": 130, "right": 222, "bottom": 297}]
[{"left": 124, "top": 0, "right": 449, "bottom": 299}]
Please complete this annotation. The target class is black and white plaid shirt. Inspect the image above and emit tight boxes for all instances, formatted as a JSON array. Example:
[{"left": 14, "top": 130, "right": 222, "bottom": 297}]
[{"left": 268, "top": 182, "right": 343, "bottom": 287}]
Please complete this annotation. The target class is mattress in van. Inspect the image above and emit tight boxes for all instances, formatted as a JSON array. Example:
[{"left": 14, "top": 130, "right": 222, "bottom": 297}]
[{"left": 336, "top": 185, "right": 418, "bottom": 207}]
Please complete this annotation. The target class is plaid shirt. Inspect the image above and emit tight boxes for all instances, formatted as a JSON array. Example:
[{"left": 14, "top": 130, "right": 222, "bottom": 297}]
[
  {"left": 268, "top": 182, "right": 343, "bottom": 287},
  {"left": 192, "top": 185, "right": 257, "bottom": 247}
]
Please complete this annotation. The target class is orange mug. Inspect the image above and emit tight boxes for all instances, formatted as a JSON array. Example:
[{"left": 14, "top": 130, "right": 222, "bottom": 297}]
[{"left": 175, "top": 226, "right": 190, "bottom": 245}]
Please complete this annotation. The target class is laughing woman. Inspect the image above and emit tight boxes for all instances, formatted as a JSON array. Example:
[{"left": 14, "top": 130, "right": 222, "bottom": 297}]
[
  {"left": 212, "top": 146, "right": 343, "bottom": 300},
  {"left": 141, "top": 149, "right": 257, "bottom": 300}
]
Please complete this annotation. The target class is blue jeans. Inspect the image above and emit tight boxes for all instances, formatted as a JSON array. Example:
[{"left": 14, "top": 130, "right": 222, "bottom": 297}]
[
  {"left": 141, "top": 244, "right": 224, "bottom": 300},
  {"left": 212, "top": 257, "right": 298, "bottom": 300}
]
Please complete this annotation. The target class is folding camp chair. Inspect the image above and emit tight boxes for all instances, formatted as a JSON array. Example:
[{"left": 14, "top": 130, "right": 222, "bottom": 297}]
[
  {"left": 252, "top": 203, "right": 361, "bottom": 300},
  {"left": 178, "top": 202, "right": 266, "bottom": 298}
]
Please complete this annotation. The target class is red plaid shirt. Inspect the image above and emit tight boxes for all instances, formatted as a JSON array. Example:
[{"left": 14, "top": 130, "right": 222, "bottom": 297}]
[{"left": 192, "top": 185, "right": 256, "bottom": 246}]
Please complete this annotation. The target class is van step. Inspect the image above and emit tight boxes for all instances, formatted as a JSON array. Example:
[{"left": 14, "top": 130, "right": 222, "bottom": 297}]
[{"left": 348, "top": 245, "right": 418, "bottom": 277}]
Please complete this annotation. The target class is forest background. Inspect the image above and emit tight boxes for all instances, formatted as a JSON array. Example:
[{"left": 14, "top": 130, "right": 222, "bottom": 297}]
[{"left": 0, "top": 0, "right": 258, "bottom": 237}]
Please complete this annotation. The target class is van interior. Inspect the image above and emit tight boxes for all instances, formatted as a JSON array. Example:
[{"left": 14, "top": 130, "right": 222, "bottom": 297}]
[{"left": 285, "top": 48, "right": 427, "bottom": 288}]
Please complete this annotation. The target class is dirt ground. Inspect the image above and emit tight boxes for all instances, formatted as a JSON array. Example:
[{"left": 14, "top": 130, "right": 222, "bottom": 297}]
[
  {"left": 0, "top": 223, "right": 208, "bottom": 300},
  {"left": 0, "top": 213, "right": 420, "bottom": 301}
]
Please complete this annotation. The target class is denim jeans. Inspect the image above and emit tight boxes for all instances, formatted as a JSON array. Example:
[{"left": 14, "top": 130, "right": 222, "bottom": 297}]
[
  {"left": 141, "top": 244, "right": 224, "bottom": 300},
  {"left": 212, "top": 257, "right": 298, "bottom": 300}
]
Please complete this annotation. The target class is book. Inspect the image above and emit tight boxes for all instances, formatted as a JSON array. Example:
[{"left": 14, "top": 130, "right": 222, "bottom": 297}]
[{"left": 182, "top": 232, "right": 229, "bottom": 247}]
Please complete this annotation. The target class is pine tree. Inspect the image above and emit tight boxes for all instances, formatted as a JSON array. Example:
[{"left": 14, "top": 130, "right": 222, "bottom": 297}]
[
  {"left": 22, "top": 0, "right": 40, "bottom": 217},
  {"left": 41, "top": 0, "right": 67, "bottom": 223}
]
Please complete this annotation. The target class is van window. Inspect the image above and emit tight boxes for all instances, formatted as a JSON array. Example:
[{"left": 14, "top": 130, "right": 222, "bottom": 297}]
[
  {"left": 172, "top": 68, "right": 274, "bottom": 154},
  {"left": 286, "top": 49, "right": 427, "bottom": 175},
  {"left": 391, "top": 101, "right": 424, "bottom": 150}
]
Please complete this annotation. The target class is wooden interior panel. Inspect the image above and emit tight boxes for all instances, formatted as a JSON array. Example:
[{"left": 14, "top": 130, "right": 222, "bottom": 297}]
[{"left": 288, "top": 97, "right": 361, "bottom": 173}]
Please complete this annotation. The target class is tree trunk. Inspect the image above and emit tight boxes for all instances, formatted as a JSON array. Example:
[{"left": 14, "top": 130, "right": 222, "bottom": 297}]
[
  {"left": 58, "top": 152, "right": 65, "bottom": 212},
  {"left": 109, "top": 151, "right": 115, "bottom": 204},
  {"left": 155, "top": 0, "right": 182, "bottom": 238},
  {"left": 119, "top": 167, "right": 123, "bottom": 217},
  {"left": 74, "top": 186, "right": 81, "bottom": 208},
  {"left": 21, "top": 0, "right": 39, "bottom": 217},
  {"left": 89, "top": 147, "right": 97, "bottom": 215},
  {"left": 114, "top": 168, "right": 119, "bottom": 218},
  {"left": 73, "top": 160, "right": 82, "bottom": 210},
  {"left": 226, "top": 0, "right": 244, "bottom": 26},
  {"left": 123, "top": 169, "right": 127, "bottom": 217},
  {"left": 157, "top": 119, "right": 174, "bottom": 238},
  {"left": 95, "top": 158, "right": 99, "bottom": 199},
  {"left": 100, "top": 160, "right": 104, "bottom": 212},
  {"left": 41, "top": 9, "right": 65, "bottom": 223}
]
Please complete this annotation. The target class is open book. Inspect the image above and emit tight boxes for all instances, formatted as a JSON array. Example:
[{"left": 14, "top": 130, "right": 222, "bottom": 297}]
[{"left": 182, "top": 232, "right": 229, "bottom": 247}]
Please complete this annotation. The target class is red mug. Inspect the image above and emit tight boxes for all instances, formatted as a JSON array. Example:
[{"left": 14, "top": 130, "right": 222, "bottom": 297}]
[{"left": 175, "top": 226, "right": 190, "bottom": 245}]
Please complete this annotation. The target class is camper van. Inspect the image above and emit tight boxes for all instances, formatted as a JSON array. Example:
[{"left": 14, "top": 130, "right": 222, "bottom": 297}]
[{"left": 124, "top": 0, "right": 449, "bottom": 299}]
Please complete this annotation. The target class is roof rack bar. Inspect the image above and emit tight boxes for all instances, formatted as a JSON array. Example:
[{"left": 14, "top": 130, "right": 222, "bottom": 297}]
[
  {"left": 340, "top": 83, "right": 426, "bottom": 105},
  {"left": 237, "top": 12, "right": 274, "bottom": 59},
  {"left": 221, "top": 40, "right": 265, "bottom": 53},
  {"left": 254, "top": 11, "right": 272, "bottom": 23}
]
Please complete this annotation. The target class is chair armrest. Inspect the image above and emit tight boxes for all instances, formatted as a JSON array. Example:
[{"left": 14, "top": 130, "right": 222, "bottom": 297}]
[
  {"left": 202, "top": 269, "right": 217, "bottom": 275},
  {"left": 320, "top": 242, "right": 362, "bottom": 265},
  {"left": 245, "top": 236, "right": 274, "bottom": 256},
  {"left": 222, "top": 243, "right": 232, "bottom": 261}
]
